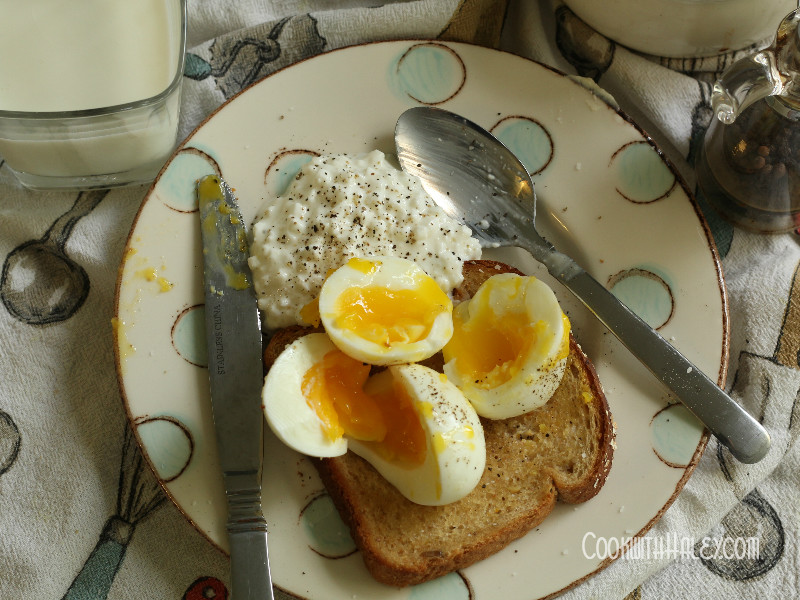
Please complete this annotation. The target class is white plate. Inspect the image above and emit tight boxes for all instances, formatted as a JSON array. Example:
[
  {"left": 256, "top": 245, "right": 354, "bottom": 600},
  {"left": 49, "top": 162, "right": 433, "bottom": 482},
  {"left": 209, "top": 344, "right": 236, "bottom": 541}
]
[{"left": 115, "top": 41, "right": 726, "bottom": 600}]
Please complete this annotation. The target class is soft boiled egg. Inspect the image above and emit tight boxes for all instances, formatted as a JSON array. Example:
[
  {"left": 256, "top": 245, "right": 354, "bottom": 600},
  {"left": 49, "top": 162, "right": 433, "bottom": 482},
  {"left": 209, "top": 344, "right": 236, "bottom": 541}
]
[
  {"left": 263, "top": 332, "right": 370, "bottom": 457},
  {"left": 263, "top": 332, "right": 485, "bottom": 505},
  {"left": 348, "top": 362, "right": 485, "bottom": 505},
  {"left": 442, "top": 273, "right": 570, "bottom": 419},
  {"left": 317, "top": 256, "right": 453, "bottom": 366}
]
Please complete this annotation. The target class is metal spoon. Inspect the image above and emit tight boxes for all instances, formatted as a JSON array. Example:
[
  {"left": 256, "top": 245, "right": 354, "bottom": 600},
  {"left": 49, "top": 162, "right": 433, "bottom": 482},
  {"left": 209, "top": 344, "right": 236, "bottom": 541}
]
[{"left": 395, "top": 106, "right": 770, "bottom": 464}]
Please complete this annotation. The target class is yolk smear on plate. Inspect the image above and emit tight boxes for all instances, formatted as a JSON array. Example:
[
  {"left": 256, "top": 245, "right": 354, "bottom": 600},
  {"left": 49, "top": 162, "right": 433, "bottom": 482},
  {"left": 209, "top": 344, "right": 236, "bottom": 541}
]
[{"left": 136, "top": 266, "right": 173, "bottom": 292}]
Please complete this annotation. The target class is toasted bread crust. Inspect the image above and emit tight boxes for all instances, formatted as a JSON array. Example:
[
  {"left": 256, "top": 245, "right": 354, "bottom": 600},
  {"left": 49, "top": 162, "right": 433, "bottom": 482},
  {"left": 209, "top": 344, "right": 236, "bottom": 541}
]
[{"left": 263, "top": 259, "right": 615, "bottom": 587}]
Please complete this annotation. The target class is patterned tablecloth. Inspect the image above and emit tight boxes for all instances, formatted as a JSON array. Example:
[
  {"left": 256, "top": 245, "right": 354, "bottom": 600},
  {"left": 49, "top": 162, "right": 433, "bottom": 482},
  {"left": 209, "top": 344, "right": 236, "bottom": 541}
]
[{"left": 1, "top": 1, "right": 796, "bottom": 598}]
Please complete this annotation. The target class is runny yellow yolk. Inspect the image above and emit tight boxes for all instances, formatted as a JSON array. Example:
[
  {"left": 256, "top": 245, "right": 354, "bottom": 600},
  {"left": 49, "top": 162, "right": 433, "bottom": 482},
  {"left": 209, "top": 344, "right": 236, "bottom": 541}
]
[
  {"left": 363, "top": 370, "right": 427, "bottom": 466},
  {"left": 443, "top": 294, "right": 571, "bottom": 390},
  {"left": 301, "top": 350, "right": 386, "bottom": 442},
  {"left": 347, "top": 256, "right": 378, "bottom": 274},
  {"left": 445, "top": 304, "right": 536, "bottom": 389},
  {"left": 301, "top": 351, "right": 426, "bottom": 465},
  {"left": 299, "top": 296, "right": 321, "bottom": 327},
  {"left": 332, "top": 276, "right": 450, "bottom": 348}
]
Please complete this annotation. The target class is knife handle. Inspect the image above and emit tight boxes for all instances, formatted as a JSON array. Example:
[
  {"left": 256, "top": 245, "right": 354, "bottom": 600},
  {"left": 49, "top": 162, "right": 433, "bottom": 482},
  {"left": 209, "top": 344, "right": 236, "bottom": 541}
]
[{"left": 227, "top": 487, "right": 274, "bottom": 599}]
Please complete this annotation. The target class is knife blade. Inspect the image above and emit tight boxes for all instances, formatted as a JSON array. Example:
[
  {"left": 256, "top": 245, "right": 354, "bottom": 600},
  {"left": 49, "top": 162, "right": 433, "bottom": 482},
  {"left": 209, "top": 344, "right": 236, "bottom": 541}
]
[{"left": 197, "top": 174, "right": 274, "bottom": 600}]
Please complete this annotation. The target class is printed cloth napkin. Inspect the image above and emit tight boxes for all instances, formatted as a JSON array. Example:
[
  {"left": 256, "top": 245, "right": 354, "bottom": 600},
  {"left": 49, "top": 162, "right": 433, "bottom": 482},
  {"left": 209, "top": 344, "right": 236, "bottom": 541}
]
[{"left": 0, "top": 0, "right": 797, "bottom": 599}]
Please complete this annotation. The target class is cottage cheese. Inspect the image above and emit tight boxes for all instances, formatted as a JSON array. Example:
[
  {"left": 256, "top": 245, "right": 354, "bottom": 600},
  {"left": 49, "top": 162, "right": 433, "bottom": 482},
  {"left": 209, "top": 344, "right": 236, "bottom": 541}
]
[{"left": 248, "top": 150, "right": 481, "bottom": 329}]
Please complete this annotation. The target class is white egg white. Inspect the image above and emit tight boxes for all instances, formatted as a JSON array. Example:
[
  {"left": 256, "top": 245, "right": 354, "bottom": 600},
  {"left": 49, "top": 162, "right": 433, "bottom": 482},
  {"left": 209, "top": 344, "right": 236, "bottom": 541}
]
[
  {"left": 348, "top": 363, "right": 486, "bottom": 506},
  {"left": 318, "top": 256, "right": 453, "bottom": 366},
  {"left": 262, "top": 333, "right": 349, "bottom": 457},
  {"left": 443, "top": 273, "right": 569, "bottom": 419}
]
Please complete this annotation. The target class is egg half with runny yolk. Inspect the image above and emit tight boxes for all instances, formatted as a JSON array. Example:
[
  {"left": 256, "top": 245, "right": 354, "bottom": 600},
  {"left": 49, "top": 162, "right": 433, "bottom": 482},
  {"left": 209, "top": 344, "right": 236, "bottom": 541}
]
[
  {"left": 317, "top": 256, "right": 453, "bottom": 366},
  {"left": 262, "top": 333, "right": 485, "bottom": 505},
  {"left": 442, "top": 273, "right": 571, "bottom": 419}
]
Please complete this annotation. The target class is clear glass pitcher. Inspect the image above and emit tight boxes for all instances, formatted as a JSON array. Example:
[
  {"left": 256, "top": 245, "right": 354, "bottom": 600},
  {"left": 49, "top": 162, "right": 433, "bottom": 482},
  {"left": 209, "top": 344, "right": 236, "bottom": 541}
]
[{"left": 696, "top": 9, "right": 800, "bottom": 233}]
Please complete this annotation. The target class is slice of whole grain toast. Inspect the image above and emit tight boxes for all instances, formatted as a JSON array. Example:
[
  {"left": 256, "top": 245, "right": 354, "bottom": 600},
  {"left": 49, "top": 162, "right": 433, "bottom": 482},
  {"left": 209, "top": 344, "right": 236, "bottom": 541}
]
[{"left": 262, "top": 259, "right": 615, "bottom": 587}]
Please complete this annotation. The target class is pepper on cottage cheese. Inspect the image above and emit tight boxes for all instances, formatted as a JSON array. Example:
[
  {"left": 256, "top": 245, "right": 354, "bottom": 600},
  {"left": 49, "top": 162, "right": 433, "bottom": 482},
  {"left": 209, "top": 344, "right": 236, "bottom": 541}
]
[{"left": 248, "top": 150, "right": 481, "bottom": 330}]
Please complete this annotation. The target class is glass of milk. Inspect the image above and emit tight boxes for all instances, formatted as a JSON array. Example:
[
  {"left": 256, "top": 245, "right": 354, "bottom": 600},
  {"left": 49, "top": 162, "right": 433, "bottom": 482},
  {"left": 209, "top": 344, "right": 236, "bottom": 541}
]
[{"left": 0, "top": 0, "right": 187, "bottom": 190}]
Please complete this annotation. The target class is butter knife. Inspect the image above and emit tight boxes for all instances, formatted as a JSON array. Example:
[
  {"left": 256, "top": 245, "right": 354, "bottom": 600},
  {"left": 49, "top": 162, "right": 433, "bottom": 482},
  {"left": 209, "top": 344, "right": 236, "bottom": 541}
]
[{"left": 197, "top": 174, "right": 274, "bottom": 599}]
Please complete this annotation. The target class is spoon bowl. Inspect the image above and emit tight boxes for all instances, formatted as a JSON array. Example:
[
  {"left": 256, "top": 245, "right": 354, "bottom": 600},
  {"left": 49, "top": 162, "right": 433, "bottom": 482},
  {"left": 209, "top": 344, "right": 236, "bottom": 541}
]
[
  {"left": 395, "top": 106, "right": 770, "bottom": 464},
  {"left": 395, "top": 108, "right": 544, "bottom": 252}
]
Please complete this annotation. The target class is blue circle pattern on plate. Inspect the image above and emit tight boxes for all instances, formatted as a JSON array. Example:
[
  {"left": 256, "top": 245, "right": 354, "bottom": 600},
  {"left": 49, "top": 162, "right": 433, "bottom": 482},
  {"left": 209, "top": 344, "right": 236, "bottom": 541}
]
[
  {"left": 264, "top": 150, "right": 318, "bottom": 197},
  {"left": 136, "top": 417, "right": 194, "bottom": 482},
  {"left": 409, "top": 572, "right": 471, "bottom": 600},
  {"left": 157, "top": 147, "right": 221, "bottom": 213},
  {"left": 389, "top": 42, "right": 466, "bottom": 105},
  {"left": 172, "top": 305, "right": 208, "bottom": 367},
  {"left": 608, "top": 267, "right": 675, "bottom": 330},
  {"left": 650, "top": 404, "right": 704, "bottom": 468},
  {"left": 301, "top": 494, "right": 357, "bottom": 558},
  {"left": 610, "top": 141, "right": 676, "bottom": 203},
  {"left": 490, "top": 116, "right": 554, "bottom": 176}
]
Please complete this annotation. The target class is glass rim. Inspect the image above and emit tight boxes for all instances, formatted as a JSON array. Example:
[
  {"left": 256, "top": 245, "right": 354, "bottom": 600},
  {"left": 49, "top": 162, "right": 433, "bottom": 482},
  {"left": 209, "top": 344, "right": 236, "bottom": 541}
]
[{"left": 0, "top": 0, "right": 187, "bottom": 121}]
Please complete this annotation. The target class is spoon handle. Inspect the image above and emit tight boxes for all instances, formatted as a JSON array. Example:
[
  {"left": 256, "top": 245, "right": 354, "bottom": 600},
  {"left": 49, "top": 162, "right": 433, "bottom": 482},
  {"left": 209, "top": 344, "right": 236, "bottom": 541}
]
[{"left": 529, "top": 243, "right": 770, "bottom": 464}]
